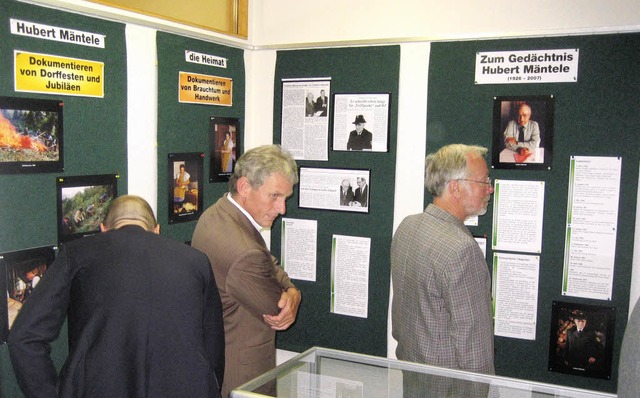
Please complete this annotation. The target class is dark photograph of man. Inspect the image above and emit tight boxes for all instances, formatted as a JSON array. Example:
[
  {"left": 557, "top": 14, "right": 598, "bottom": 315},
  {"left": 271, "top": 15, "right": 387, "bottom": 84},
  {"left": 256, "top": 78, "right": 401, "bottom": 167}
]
[
  {"left": 492, "top": 95, "right": 554, "bottom": 170},
  {"left": 346, "top": 114, "right": 373, "bottom": 150}
]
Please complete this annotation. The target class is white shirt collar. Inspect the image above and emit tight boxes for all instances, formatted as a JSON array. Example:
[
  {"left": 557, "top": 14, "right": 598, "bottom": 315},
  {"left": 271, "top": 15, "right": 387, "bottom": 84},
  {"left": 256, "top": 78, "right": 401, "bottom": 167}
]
[{"left": 226, "top": 193, "right": 265, "bottom": 233}]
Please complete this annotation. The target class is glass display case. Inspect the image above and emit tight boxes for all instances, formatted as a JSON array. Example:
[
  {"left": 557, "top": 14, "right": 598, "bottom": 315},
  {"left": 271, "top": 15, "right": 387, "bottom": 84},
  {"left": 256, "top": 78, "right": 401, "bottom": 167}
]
[{"left": 231, "top": 346, "right": 616, "bottom": 398}]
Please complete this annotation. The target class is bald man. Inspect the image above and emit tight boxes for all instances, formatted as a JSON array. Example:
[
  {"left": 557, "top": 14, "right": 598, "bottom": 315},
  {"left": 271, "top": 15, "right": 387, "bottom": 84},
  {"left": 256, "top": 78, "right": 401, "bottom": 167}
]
[{"left": 9, "top": 195, "right": 224, "bottom": 398}]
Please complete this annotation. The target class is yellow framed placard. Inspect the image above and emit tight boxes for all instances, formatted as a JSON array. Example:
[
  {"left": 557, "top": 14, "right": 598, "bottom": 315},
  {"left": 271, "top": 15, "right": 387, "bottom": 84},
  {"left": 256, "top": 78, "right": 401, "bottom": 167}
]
[{"left": 178, "top": 71, "right": 232, "bottom": 106}]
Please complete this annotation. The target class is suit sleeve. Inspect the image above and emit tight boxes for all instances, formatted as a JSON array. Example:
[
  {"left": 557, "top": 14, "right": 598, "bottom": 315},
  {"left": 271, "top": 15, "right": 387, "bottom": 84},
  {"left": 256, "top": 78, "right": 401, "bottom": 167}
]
[
  {"left": 202, "top": 260, "right": 225, "bottom": 391},
  {"left": 8, "top": 246, "right": 72, "bottom": 398},
  {"left": 225, "top": 249, "right": 289, "bottom": 319}
]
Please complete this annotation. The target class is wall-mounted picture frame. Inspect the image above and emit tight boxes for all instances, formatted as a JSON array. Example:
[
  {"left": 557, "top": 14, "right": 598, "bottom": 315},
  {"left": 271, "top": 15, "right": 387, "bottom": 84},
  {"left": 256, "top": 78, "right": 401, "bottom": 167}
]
[
  {"left": 168, "top": 152, "right": 203, "bottom": 223},
  {"left": 209, "top": 116, "right": 239, "bottom": 182},
  {"left": 548, "top": 300, "right": 615, "bottom": 380},
  {"left": 56, "top": 174, "right": 118, "bottom": 245},
  {"left": 491, "top": 95, "right": 554, "bottom": 170},
  {"left": 1, "top": 245, "right": 57, "bottom": 343},
  {"left": 0, "top": 96, "right": 64, "bottom": 174},
  {"left": 331, "top": 92, "right": 390, "bottom": 153},
  {"left": 299, "top": 167, "right": 370, "bottom": 213}
]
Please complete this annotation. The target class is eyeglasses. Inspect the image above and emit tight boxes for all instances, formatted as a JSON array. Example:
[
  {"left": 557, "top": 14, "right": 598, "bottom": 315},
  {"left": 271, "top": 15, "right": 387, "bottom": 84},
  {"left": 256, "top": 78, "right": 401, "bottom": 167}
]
[{"left": 456, "top": 177, "right": 492, "bottom": 186}]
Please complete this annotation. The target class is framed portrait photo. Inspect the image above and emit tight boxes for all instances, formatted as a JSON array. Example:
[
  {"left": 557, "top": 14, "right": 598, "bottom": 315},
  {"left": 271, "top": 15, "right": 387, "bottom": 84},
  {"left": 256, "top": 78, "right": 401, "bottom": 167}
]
[
  {"left": 548, "top": 301, "right": 615, "bottom": 380},
  {"left": 168, "top": 152, "right": 204, "bottom": 223},
  {"left": 1, "top": 245, "right": 57, "bottom": 343},
  {"left": 209, "top": 116, "right": 239, "bottom": 182},
  {"left": 331, "top": 92, "right": 390, "bottom": 153},
  {"left": 299, "top": 167, "right": 370, "bottom": 213},
  {"left": 0, "top": 96, "right": 64, "bottom": 174},
  {"left": 491, "top": 95, "right": 554, "bottom": 170},
  {"left": 56, "top": 174, "right": 119, "bottom": 245}
]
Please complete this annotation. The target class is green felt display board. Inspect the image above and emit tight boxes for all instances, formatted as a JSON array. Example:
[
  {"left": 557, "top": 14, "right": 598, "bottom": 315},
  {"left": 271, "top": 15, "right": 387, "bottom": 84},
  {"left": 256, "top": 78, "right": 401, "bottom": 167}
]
[
  {"left": 426, "top": 34, "right": 639, "bottom": 393},
  {"left": 155, "top": 31, "right": 245, "bottom": 244},
  {"left": 0, "top": 0, "right": 127, "bottom": 396},
  {"left": 271, "top": 46, "right": 400, "bottom": 357}
]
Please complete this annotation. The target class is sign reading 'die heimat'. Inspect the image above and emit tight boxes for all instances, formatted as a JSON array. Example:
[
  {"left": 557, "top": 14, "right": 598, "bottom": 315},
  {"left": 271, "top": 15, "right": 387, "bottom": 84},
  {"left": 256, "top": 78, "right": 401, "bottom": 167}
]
[
  {"left": 178, "top": 71, "right": 232, "bottom": 106},
  {"left": 10, "top": 18, "right": 105, "bottom": 48},
  {"left": 185, "top": 50, "right": 227, "bottom": 68},
  {"left": 475, "top": 49, "right": 579, "bottom": 84},
  {"left": 14, "top": 50, "right": 104, "bottom": 98}
]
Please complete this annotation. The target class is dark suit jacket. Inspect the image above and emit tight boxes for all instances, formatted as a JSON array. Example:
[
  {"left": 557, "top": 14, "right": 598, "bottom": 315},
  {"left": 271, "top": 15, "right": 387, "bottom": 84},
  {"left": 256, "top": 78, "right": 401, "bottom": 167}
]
[
  {"left": 8, "top": 225, "right": 224, "bottom": 398},
  {"left": 315, "top": 96, "right": 328, "bottom": 116},
  {"left": 346, "top": 129, "right": 372, "bottom": 150},
  {"left": 354, "top": 184, "right": 368, "bottom": 207},
  {"left": 340, "top": 186, "right": 354, "bottom": 206},
  {"left": 192, "top": 195, "right": 296, "bottom": 398}
]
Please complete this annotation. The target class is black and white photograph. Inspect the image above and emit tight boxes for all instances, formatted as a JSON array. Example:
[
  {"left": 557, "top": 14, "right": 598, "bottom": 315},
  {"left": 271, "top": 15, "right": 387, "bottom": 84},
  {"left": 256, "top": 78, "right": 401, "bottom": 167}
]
[
  {"left": 299, "top": 167, "right": 370, "bottom": 213},
  {"left": 168, "top": 152, "right": 204, "bottom": 223},
  {"left": 548, "top": 301, "right": 615, "bottom": 379},
  {"left": 332, "top": 92, "right": 390, "bottom": 153},
  {"left": 1, "top": 245, "right": 57, "bottom": 342},
  {"left": 492, "top": 95, "right": 554, "bottom": 170}
]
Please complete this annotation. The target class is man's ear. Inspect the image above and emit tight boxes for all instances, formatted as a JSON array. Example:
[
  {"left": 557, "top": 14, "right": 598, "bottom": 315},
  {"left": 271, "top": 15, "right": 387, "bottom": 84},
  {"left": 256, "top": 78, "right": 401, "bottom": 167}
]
[
  {"left": 153, "top": 224, "right": 160, "bottom": 235},
  {"left": 99, "top": 223, "right": 108, "bottom": 233},
  {"left": 236, "top": 176, "right": 252, "bottom": 198}
]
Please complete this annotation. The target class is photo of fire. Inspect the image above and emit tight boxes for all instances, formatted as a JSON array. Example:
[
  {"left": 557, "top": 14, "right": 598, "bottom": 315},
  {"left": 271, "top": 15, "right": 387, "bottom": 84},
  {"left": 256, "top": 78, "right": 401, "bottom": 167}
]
[{"left": 0, "top": 96, "right": 63, "bottom": 173}]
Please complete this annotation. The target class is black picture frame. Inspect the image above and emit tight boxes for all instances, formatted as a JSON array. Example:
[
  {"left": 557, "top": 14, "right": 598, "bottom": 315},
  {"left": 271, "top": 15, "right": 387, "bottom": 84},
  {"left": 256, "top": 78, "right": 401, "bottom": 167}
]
[
  {"left": 1, "top": 245, "right": 57, "bottom": 343},
  {"left": 0, "top": 96, "right": 64, "bottom": 174},
  {"left": 548, "top": 300, "right": 615, "bottom": 379},
  {"left": 491, "top": 95, "right": 554, "bottom": 170},
  {"left": 168, "top": 152, "right": 204, "bottom": 223},
  {"left": 298, "top": 166, "right": 371, "bottom": 213},
  {"left": 209, "top": 116, "right": 239, "bottom": 182},
  {"left": 56, "top": 174, "right": 118, "bottom": 245},
  {"left": 331, "top": 92, "right": 390, "bottom": 153}
]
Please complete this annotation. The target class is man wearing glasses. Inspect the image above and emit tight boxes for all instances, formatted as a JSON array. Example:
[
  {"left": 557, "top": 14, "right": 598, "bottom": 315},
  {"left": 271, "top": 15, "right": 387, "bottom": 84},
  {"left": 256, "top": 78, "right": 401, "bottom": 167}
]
[{"left": 391, "top": 144, "right": 495, "bottom": 376}]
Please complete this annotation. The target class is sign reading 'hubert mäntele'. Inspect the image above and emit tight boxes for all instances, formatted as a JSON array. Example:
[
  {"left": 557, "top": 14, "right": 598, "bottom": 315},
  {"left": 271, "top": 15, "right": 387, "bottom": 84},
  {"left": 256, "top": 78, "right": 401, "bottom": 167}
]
[{"left": 475, "top": 49, "right": 579, "bottom": 84}]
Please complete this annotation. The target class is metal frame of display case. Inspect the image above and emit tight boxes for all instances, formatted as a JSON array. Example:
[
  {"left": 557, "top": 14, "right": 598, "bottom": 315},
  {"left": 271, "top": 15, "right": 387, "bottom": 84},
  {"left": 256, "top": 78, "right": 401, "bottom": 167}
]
[{"left": 231, "top": 346, "right": 616, "bottom": 398}]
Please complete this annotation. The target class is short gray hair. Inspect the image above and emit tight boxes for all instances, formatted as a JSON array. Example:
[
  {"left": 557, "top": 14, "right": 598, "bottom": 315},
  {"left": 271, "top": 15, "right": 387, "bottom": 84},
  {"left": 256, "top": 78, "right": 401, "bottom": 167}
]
[
  {"left": 425, "top": 144, "right": 488, "bottom": 197},
  {"left": 103, "top": 195, "right": 157, "bottom": 231},
  {"left": 229, "top": 145, "right": 298, "bottom": 193}
]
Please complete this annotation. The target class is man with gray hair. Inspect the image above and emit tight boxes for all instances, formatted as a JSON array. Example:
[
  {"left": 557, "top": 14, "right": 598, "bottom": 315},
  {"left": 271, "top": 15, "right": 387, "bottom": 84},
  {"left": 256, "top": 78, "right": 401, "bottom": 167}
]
[
  {"left": 192, "top": 144, "right": 301, "bottom": 397},
  {"left": 9, "top": 195, "right": 224, "bottom": 398},
  {"left": 391, "top": 144, "right": 495, "bottom": 375}
]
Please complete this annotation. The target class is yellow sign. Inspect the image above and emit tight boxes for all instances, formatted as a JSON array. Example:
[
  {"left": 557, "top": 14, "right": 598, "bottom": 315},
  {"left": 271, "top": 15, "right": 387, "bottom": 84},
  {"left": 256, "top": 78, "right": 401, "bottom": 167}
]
[
  {"left": 179, "top": 71, "right": 232, "bottom": 106},
  {"left": 14, "top": 50, "right": 104, "bottom": 97}
]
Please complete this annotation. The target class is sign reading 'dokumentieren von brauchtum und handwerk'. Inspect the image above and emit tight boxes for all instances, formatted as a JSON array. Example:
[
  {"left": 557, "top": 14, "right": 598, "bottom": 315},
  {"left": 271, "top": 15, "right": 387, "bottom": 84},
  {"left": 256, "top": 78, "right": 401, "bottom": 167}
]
[{"left": 475, "top": 49, "right": 579, "bottom": 84}]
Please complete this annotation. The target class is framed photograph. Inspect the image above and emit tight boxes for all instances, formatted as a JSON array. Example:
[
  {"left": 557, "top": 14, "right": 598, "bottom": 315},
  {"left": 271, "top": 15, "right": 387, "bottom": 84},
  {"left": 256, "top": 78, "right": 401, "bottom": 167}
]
[
  {"left": 209, "top": 116, "right": 239, "bottom": 182},
  {"left": 491, "top": 95, "right": 554, "bottom": 170},
  {"left": 1, "top": 245, "right": 57, "bottom": 343},
  {"left": 299, "top": 167, "right": 370, "bottom": 213},
  {"left": 168, "top": 152, "right": 203, "bottom": 223},
  {"left": 548, "top": 300, "right": 615, "bottom": 379},
  {"left": 331, "top": 92, "right": 390, "bottom": 153},
  {"left": 56, "top": 174, "right": 118, "bottom": 245},
  {"left": 280, "top": 78, "right": 331, "bottom": 161},
  {"left": 0, "top": 96, "right": 64, "bottom": 174}
]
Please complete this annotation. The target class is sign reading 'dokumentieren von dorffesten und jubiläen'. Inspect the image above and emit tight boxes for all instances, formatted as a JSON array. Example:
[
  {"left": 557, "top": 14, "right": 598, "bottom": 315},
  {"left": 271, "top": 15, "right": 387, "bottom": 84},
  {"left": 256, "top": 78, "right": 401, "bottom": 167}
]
[{"left": 475, "top": 49, "right": 579, "bottom": 84}]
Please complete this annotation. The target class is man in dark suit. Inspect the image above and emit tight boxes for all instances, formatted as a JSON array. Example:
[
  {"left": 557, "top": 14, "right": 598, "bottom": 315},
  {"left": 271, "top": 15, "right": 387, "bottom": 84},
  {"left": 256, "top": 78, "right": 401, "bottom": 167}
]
[
  {"left": 8, "top": 195, "right": 224, "bottom": 398},
  {"left": 192, "top": 145, "right": 301, "bottom": 398},
  {"left": 339, "top": 178, "right": 354, "bottom": 206},
  {"left": 315, "top": 89, "right": 328, "bottom": 116},
  {"left": 305, "top": 92, "right": 316, "bottom": 116},
  {"left": 353, "top": 177, "right": 368, "bottom": 207},
  {"left": 346, "top": 114, "right": 372, "bottom": 150}
]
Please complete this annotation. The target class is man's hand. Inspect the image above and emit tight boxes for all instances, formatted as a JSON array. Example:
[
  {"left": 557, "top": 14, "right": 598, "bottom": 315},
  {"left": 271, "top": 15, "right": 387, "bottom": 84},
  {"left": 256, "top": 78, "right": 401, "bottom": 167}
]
[
  {"left": 263, "top": 288, "right": 301, "bottom": 330},
  {"left": 505, "top": 137, "right": 517, "bottom": 146}
]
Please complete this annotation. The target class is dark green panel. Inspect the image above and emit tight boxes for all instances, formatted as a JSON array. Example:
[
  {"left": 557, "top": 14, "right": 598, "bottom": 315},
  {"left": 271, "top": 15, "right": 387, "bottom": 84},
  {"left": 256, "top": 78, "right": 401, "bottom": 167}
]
[
  {"left": 156, "top": 31, "right": 245, "bottom": 244},
  {"left": 272, "top": 46, "right": 400, "bottom": 357},
  {"left": 427, "top": 34, "right": 640, "bottom": 393},
  {"left": 0, "top": 0, "right": 127, "bottom": 396}
]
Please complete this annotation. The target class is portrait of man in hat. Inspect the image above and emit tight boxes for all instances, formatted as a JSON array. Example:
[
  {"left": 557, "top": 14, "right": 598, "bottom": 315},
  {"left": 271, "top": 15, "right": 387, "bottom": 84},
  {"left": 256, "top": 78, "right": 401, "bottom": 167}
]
[{"left": 346, "top": 114, "right": 372, "bottom": 150}]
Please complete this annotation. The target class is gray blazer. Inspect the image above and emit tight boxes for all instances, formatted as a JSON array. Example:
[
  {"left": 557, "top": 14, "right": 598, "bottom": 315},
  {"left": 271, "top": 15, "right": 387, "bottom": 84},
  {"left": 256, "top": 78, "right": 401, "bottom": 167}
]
[
  {"left": 391, "top": 204, "right": 495, "bottom": 374},
  {"left": 192, "top": 194, "right": 296, "bottom": 397}
]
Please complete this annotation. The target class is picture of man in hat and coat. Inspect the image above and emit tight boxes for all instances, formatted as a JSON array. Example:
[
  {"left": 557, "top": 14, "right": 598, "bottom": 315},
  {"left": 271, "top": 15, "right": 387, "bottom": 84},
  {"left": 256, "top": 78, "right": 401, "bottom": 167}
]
[{"left": 346, "top": 114, "right": 372, "bottom": 150}]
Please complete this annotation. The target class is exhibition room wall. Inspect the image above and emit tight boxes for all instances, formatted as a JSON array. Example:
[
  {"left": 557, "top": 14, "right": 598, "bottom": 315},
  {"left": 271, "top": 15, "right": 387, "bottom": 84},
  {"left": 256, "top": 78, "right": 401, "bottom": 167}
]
[{"left": 1, "top": 0, "right": 639, "bottom": 395}]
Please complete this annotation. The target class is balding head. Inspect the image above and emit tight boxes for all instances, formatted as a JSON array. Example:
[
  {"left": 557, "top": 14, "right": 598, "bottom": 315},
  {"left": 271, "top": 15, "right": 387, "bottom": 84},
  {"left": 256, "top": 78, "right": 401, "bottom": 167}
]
[{"left": 101, "top": 195, "right": 159, "bottom": 233}]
